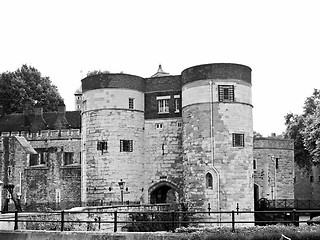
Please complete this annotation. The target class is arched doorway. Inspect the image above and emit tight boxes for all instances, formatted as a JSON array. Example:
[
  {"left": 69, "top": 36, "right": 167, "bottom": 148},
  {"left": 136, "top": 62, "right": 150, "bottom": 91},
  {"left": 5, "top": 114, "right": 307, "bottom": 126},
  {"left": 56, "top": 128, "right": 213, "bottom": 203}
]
[{"left": 149, "top": 181, "right": 180, "bottom": 204}]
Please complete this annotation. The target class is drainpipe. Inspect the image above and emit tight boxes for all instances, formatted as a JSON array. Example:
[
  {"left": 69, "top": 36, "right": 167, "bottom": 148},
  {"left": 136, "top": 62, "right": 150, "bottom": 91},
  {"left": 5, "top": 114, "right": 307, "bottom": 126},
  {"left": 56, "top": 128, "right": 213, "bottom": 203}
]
[{"left": 209, "top": 81, "right": 220, "bottom": 224}]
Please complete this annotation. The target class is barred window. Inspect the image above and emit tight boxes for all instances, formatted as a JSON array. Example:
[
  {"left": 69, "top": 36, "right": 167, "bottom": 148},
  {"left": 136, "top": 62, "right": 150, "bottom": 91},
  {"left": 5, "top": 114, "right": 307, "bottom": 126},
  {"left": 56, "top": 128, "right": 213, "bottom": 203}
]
[
  {"left": 218, "top": 85, "right": 234, "bottom": 102},
  {"left": 129, "top": 98, "right": 134, "bottom": 109},
  {"left": 97, "top": 141, "right": 108, "bottom": 151},
  {"left": 120, "top": 140, "right": 133, "bottom": 152},
  {"left": 232, "top": 133, "right": 244, "bottom": 147}
]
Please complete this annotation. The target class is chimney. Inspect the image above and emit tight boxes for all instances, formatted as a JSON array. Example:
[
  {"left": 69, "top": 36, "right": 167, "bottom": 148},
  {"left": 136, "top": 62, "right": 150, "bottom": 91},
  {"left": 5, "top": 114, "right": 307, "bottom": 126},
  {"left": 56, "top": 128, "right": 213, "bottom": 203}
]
[
  {"left": 271, "top": 133, "right": 276, "bottom": 138},
  {"left": 30, "top": 106, "right": 47, "bottom": 133},
  {"left": 54, "top": 104, "right": 69, "bottom": 130}
]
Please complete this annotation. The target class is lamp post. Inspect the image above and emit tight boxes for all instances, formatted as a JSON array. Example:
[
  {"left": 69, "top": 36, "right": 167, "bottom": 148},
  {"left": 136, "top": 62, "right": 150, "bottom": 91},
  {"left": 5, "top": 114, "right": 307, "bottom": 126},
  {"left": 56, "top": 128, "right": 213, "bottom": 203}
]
[
  {"left": 118, "top": 179, "right": 125, "bottom": 205},
  {"left": 270, "top": 155, "right": 277, "bottom": 200}
]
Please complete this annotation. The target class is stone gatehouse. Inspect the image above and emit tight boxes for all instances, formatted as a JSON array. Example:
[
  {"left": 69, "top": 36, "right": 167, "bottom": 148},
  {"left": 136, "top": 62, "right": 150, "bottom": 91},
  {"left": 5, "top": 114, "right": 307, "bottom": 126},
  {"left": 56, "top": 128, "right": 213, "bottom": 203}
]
[{"left": 0, "top": 63, "right": 294, "bottom": 223}]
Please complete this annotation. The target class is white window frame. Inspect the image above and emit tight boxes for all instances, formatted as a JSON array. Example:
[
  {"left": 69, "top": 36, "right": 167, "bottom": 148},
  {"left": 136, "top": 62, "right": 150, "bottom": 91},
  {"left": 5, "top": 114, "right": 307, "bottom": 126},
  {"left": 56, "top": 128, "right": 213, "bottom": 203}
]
[
  {"left": 157, "top": 96, "right": 170, "bottom": 114},
  {"left": 155, "top": 123, "right": 163, "bottom": 129},
  {"left": 174, "top": 95, "right": 180, "bottom": 113}
]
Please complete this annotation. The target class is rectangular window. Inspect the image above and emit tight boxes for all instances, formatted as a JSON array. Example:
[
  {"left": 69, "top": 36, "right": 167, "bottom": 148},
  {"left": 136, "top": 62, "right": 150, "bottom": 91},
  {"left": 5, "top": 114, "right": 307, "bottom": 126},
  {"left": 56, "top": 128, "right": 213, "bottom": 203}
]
[
  {"left": 97, "top": 141, "right": 108, "bottom": 151},
  {"left": 157, "top": 96, "right": 170, "bottom": 114},
  {"left": 218, "top": 85, "right": 234, "bottom": 102},
  {"left": 30, "top": 150, "right": 48, "bottom": 166},
  {"left": 275, "top": 158, "right": 279, "bottom": 169},
  {"left": 155, "top": 123, "right": 163, "bottom": 129},
  {"left": 129, "top": 98, "right": 134, "bottom": 109},
  {"left": 253, "top": 159, "right": 257, "bottom": 171},
  {"left": 310, "top": 176, "right": 314, "bottom": 183},
  {"left": 63, "top": 152, "right": 74, "bottom": 165},
  {"left": 232, "top": 133, "right": 244, "bottom": 147},
  {"left": 120, "top": 140, "right": 133, "bottom": 152},
  {"left": 174, "top": 95, "right": 180, "bottom": 113}
]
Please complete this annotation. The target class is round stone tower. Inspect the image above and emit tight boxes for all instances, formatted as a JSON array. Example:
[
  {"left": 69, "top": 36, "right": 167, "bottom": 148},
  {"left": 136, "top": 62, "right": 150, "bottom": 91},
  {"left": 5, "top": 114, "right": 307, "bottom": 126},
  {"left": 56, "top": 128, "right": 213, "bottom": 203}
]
[
  {"left": 81, "top": 73, "right": 145, "bottom": 204},
  {"left": 181, "top": 63, "right": 254, "bottom": 223}
]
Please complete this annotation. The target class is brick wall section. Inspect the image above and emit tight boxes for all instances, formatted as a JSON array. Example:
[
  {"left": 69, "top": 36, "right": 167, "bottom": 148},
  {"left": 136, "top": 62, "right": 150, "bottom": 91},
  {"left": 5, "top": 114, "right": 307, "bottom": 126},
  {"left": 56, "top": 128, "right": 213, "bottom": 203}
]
[
  {"left": 253, "top": 138, "right": 294, "bottom": 200},
  {"left": 144, "top": 91, "right": 181, "bottom": 119}
]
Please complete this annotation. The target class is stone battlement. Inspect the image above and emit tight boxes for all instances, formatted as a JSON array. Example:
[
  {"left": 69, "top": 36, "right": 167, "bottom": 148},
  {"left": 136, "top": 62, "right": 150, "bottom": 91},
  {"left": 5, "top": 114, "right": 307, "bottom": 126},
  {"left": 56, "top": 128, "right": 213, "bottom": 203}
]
[{"left": 0, "top": 129, "right": 81, "bottom": 140}]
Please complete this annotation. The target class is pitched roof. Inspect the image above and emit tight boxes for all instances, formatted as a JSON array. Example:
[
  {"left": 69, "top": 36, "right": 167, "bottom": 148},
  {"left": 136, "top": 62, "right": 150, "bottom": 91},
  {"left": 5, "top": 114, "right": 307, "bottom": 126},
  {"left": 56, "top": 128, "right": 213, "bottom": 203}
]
[
  {"left": 151, "top": 65, "right": 170, "bottom": 78},
  {"left": 0, "top": 110, "right": 81, "bottom": 132}
]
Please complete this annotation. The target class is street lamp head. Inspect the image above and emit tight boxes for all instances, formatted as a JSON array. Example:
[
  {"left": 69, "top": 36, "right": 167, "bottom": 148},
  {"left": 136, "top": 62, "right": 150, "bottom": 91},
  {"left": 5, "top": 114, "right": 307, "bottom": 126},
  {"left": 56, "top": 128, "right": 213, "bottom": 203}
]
[{"left": 118, "top": 179, "right": 125, "bottom": 190}]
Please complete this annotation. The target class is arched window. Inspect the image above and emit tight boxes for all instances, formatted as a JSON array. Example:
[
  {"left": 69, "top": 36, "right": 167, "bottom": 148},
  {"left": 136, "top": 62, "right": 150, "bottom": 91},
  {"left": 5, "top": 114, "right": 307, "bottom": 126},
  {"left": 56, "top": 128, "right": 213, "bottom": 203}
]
[{"left": 206, "top": 173, "right": 213, "bottom": 189}]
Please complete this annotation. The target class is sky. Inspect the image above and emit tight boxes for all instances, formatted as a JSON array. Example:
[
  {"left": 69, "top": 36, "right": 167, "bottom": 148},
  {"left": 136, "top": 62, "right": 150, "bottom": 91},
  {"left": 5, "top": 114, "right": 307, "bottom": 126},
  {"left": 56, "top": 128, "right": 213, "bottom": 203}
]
[{"left": 0, "top": 0, "right": 319, "bottom": 137}]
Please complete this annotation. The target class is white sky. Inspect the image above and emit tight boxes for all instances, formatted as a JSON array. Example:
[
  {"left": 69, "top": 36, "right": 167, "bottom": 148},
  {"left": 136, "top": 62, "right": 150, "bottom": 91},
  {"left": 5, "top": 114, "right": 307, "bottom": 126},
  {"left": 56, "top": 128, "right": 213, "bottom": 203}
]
[{"left": 1, "top": 0, "right": 319, "bottom": 137}]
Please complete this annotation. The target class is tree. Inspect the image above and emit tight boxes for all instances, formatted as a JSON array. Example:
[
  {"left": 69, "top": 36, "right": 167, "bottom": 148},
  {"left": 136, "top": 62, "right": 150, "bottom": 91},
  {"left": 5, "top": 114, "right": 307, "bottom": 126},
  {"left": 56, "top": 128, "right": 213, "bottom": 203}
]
[
  {"left": 284, "top": 89, "right": 320, "bottom": 169},
  {"left": 0, "top": 65, "right": 64, "bottom": 114},
  {"left": 253, "top": 131, "right": 263, "bottom": 138},
  {"left": 86, "top": 70, "right": 109, "bottom": 77}
]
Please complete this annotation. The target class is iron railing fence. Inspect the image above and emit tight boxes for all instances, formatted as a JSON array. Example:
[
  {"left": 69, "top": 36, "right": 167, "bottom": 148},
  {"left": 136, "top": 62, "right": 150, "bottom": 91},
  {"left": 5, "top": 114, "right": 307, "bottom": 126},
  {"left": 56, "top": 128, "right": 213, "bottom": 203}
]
[
  {"left": 268, "top": 199, "right": 320, "bottom": 210},
  {"left": 1, "top": 209, "right": 319, "bottom": 232}
]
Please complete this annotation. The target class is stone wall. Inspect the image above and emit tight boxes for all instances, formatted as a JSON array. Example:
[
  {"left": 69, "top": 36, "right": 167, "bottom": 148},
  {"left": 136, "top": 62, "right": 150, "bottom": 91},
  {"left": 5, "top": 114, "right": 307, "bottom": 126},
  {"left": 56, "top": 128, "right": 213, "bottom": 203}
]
[
  {"left": 181, "top": 65, "right": 254, "bottom": 225},
  {"left": 144, "top": 118, "right": 183, "bottom": 203},
  {"left": 0, "top": 231, "right": 183, "bottom": 240},
  {"left": 253, "top": 138, "right": 294, "bottom": 200},
  {"left": 294, "top": 164, "right": 320, "bottom": 200},
  {"left": 0, "top": 133, "right": 81, "bottom": 210}
]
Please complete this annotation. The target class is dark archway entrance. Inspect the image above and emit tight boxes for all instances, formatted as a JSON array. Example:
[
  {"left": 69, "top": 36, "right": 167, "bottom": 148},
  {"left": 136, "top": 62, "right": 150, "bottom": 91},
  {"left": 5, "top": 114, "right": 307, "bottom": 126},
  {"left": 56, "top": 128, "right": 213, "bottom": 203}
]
[{"left": 149, "top": 181, "right": 180, "bottom": 204}]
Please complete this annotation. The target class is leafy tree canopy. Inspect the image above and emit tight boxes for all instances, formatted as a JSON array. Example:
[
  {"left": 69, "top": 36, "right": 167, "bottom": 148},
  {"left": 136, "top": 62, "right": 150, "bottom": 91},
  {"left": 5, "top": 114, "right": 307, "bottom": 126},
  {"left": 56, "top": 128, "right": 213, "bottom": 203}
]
[
  {"left": 86, "top": 70, "right": 110, "bottom": 77},
  {"left": 0, "top": 65, "right": 64, "bottom": 114},
  {"left": 284, "top": 89, "right": 320, "bottom": 169}
]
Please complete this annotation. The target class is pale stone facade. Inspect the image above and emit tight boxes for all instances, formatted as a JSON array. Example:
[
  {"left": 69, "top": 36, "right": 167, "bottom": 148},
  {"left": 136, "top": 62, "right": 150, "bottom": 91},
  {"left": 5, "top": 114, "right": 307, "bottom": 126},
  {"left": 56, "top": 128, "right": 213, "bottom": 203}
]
[
  {"left": 81, "top": 63, "right": 256, "bottom": 224},
  {"left": 253, "top": 138, "right": 294, "bottom": 201},
  {"left": 0, "top": 63, "right": 296, "bottom": 223}
]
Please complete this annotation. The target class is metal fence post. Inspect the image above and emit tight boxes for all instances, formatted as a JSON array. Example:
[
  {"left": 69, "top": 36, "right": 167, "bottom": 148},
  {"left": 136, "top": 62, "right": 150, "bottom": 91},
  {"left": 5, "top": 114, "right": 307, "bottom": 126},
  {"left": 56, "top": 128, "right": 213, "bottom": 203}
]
[
  {"left": 171, "top": 211, "right": 175, "bottom": 232},
  {"left": 61, "top": 210, "right": 64, "bottom": 232},
  {"left": 114, "top": 210, "right": 117, "bottom": 232},
  {"left": 231, "top": 210, "right": 235, "bottom": 232},
  {"left": 292, "top": 209, "right": 297, "bottom": 226},
  {"left": 14, "top": 210, "right": 18, "bottom": 230}
]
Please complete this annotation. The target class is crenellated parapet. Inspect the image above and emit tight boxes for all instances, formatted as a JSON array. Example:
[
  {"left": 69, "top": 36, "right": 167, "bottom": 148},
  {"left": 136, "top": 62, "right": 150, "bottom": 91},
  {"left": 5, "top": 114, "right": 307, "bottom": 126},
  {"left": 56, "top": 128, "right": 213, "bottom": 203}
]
[{"left": 0, "top": 129, "right": 81, "bottom": 140}]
